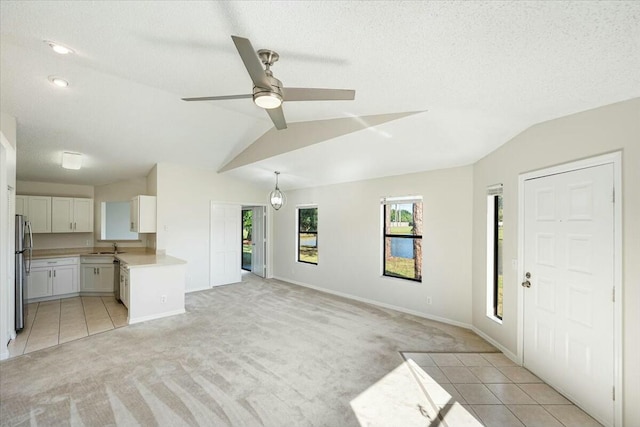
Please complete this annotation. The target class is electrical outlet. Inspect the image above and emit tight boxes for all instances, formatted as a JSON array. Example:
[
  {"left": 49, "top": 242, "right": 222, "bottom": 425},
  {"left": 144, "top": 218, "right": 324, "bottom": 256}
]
[
  {"left": 426, "top": 296, "right": 432, "bottom": 305},
  {"left": 161, "top": 295, "right": 167, "bottom": 303},
  {"left": 85, "top": 240, "right": 90, "bottom": 246}
]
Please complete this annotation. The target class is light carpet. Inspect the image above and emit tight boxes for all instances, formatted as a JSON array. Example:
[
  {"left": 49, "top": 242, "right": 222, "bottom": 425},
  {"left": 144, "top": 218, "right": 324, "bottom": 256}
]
[{"left": 0, "top": 276, "right": 495, "bottom": 426}]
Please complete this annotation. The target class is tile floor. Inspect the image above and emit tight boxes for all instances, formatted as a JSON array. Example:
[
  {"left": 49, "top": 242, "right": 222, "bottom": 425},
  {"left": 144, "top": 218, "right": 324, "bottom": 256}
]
[
  {"left": 401, "top": 351, "right": 603, "bottom": 427},
  {"left": 8, "top": 296, "right": 128, "bottom": 358}
]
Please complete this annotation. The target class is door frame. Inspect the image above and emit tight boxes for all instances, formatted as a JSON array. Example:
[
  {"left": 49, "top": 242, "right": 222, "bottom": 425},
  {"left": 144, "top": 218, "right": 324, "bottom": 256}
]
[
  {"left": 517, "top": 151, "right": 622, "bottom": 425},
  {"left": 209, "top": 200, "right": 270, "bottom": 286}
]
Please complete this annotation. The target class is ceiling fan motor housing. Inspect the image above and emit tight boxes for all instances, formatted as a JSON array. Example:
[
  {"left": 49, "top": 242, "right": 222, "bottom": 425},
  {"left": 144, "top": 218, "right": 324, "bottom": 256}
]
[{"left": 253, "top": 74, "right": 283, "bottom": 109}]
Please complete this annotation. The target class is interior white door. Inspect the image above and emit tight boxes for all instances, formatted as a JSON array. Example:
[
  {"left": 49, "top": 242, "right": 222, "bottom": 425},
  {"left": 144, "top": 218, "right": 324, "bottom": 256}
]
[
  {"left": 523, "top": 164, "right": 614, "bottom": 426},
  {"left": 251, "top": 206, "right": 266, "bottom": 278},
  {"left": 210, "top": 203, "right": 241, "bottom": 286}
]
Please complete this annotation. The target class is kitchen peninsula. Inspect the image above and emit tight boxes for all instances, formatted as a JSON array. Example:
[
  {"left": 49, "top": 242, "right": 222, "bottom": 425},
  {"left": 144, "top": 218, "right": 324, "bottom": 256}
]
[{"left": 30, "top": 248, "right": 186, "bottom": 325}]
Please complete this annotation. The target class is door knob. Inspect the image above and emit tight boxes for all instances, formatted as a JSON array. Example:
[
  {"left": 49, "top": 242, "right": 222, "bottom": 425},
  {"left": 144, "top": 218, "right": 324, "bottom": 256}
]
[{"left": 521, "top": 271, "right": 531, "bottom": 288}]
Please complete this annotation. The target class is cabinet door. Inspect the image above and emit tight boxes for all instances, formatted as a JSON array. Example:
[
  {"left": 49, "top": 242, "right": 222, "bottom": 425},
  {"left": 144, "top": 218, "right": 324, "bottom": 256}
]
[
  {"left": 28, "top": 268, "right": 52, "bottom": 299},
  {"left": 130, "top": 196, "right": 138, "bottom": 232},
  {"left": 96, "top": 265, "right": 115, "bottom": 292},
  {"left": 28, "top": 196, "right": 52, "bottom": 233},
  {"left": 16, "top": 195, "right": 28, "bottom": 217},
  {"left": 52, "top": 197, "right": 74, "bottom": 233},
  {"left": 73, "top": 198, "right": 93, "bottom": 232},
  {"left": 52, "top": 265, "right": 77, "bottom": 295},
  {"left": 81, "top": 265, "right": 98, "bottom": 291},
  {"left": 138, "top": 196, "right": 157, "bottom": 233}
]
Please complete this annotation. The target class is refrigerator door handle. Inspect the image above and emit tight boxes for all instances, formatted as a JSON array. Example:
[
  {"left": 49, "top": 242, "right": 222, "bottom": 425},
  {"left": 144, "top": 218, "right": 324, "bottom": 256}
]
[{"left": 26, "top": 221, "right": 33, "bottom": 274}]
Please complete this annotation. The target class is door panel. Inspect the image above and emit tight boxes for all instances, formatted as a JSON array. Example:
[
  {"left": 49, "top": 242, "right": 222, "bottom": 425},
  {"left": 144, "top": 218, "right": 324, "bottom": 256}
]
[
  {"left": 210, "top": 204, "right": 241, "bottom": 286},
  {"left": 28, "top": 268, "right": 51, "bottom": 299},
  {"left": 252, "top": 206, "right": 266, "bottom": 278},
  {"left": 52, "top": 266, "right": 75, "bottom": 295},
  {"left": 52, "top": 197, "right": 73, "bottom": 232},
  {"left": 523, "top": 164, "right": 614, "bottom": 426}
]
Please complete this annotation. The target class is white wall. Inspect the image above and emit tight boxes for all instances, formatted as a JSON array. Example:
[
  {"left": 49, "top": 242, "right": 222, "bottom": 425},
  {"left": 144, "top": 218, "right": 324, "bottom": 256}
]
[
  {"left": 272, "top": 166, "right": 474, "bottom": 327},
  {"left": 1, "top": 112, "right": 17, "bottom": 360},
  {"left": 154, "top": 163, "right": 266, "bottom": 292},
  {"left": 472, "top": 98, "right": 640, "bottom": 426}
]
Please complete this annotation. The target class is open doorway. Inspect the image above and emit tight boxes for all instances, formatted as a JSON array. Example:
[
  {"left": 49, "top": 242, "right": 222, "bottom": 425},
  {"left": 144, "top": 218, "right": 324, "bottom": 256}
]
[
  {"left": 241, "top": 209, "right": 252, "bottom": 271},
  {"left": 241, "top": 205, "right": 266, "bottom": 278}
]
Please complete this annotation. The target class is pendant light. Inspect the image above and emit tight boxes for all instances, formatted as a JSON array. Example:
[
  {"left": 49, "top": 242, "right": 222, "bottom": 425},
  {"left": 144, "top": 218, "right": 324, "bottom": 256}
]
[{"left": 269, "top": 171, "right": 286, "bottom": 210}]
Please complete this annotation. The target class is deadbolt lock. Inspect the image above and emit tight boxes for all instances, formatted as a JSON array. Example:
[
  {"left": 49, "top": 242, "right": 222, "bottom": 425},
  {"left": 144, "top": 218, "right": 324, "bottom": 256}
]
[{"left": 522, "top": 272, "right": 532, "bottom": 288}]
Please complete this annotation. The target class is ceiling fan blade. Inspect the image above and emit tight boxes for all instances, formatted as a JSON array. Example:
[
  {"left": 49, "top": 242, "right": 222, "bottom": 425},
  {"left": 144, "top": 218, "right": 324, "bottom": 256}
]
[
  {"left": 282, "top": 88, "right": 355, "bottom": 102},
  {"left": 231, "top": 35, "right": 271, "bottom": 90},
  {"left": 182, "top": 94, "right": 252, "bottom": 102},
  {"left": 266, "top": 106, "right": 287, "bottom": 130}
]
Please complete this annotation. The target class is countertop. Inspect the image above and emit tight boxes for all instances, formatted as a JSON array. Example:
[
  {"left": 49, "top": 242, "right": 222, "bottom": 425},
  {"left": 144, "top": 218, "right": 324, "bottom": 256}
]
[
  {"left": 31, "top": 248, "right": 186, "bottom": 268},
  {"left": 116, "top": 253, "right": 186, "bottom": 268}
]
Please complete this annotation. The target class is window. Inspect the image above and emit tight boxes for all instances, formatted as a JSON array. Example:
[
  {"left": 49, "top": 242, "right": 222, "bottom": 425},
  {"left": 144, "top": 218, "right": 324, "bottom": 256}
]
[
  {"left": 382, "top": 196, "right": 423, "bottom": 282},
  {"left": 486, "top": 185, "right": 503, "bottom": 320},
  {"left": 298, "top": 207, "right": 318, "bottom": 264}
]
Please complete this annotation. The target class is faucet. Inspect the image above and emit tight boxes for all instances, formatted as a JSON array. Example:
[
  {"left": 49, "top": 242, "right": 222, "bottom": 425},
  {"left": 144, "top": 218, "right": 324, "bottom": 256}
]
[{"left": 113, "top": 242, "right": 118, "bottom": 253}]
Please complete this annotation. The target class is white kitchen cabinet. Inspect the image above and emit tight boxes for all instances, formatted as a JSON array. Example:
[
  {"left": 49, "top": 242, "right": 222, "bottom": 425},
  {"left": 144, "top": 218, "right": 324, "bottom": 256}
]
[
  {"left": 120, "top": 264, "right": 129, "bottom": 308},
  {"left": 27, "top": 257, "right": 79, "bottom": 301},
  {"left": 28, "top": 268, "right": 52, "bottom": 299},
  {"left": 51, "top": 197, "right": 93, "bottom": 233},
  {"left": 20, "top": 196, "right": 52, "bottom": 233},
  {"left": 16, "top": 195, "right": 27, "bottom": 217},
  {"left": 130, "top": 195, "right": 156, "bottom": 233},
  {"left": 80, "top": 256, "right": 115, "bottom": 293}
]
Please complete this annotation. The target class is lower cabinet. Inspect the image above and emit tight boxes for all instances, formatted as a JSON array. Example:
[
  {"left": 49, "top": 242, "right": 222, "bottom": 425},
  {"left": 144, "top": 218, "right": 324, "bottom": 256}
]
[
  {"left": 81, "top": 264, "right": 114, "bottom": 292},
  {"left": 119, "top": 264, "right": 129, "bottom": 308},
  {"left": 27, "top": 258, "right": 79, "bottom": 301}
]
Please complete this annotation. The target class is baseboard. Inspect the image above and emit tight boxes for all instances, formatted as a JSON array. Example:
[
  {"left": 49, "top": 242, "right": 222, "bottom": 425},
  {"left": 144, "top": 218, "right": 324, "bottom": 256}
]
[
  {"left": 128, "top": 309, "right": 186, "bottom": 325},
  {"left": 272, "top": 275, "right": 473, "bottom": 330},
  {"left": 186, "top": 285, "right": 210, "bottom": 293},
  {"left": 470, "top": 326, "right": 519, "bottom": 364}
]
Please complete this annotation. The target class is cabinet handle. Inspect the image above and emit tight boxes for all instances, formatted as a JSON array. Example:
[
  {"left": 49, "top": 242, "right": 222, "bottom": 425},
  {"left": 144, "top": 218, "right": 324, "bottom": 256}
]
[
  {"left": 74, "top": 222, "right": 77, "bottom": 230},
  {"left": 97, "top": 268, "right": 100, "bottom": 275},
  {"left": 54, "top": 270, "right": 56, "bottom": 277},
  {"left": 70, "top": 222, "right": 72, "bottom": 230},
  {"left": 93, "top": 267, "right": 96, "bottom": 275},
  {"left": 131, "top": 222, "right": 134, "bottom": 229},
  {"left": 48, "top": 270, "right": 51, "bottom": 277}
]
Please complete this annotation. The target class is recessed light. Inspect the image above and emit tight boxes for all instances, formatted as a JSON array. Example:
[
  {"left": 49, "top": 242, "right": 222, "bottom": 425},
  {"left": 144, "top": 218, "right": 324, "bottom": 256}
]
[
  {"left": 45, "top": 40, "right": 74, "bottom": 55},
  {"left": 48, "top": 76, "right": 69, "bottom": 88}
]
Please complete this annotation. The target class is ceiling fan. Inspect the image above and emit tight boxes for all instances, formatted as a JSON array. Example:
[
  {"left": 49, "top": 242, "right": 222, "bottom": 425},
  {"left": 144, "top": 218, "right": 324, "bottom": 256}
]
[{"left": 182, "top": 36, "right": 355, "bottom": 130}]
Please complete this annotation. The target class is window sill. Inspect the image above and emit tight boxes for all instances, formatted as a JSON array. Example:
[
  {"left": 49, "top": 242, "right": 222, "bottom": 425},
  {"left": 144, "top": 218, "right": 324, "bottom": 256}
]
[
  {"left": 380, "top": 274, "right": 421, "bottom": 284},
  {"left": 486, "top": 314, "right": 503, "bottom": 325}
]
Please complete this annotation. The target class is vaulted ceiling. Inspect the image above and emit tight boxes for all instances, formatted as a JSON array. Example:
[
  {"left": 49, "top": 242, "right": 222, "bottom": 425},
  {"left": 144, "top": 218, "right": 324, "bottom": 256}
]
[{"left": 1, "top": 1, "right": 639, "bottom": 190}]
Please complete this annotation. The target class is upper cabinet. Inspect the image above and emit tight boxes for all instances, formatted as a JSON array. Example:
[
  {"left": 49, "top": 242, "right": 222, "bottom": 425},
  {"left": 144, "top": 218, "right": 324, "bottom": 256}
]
[
  {"left": 51, "top": 197, "right": 93, "bottom": 233},
  {"left": 17, "top": 195, "right": 92, "bottom": 233},
  {"left": 16, "top": 195, "right": 52, "bottom": 233},
  {"left": 130, "top": 195, "right": 156, "bottom": 233}
]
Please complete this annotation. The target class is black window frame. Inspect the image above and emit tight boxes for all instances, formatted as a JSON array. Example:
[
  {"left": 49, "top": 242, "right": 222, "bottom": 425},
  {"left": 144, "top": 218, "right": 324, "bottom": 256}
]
[
  {"left": 382, "top": 200, "right": 423, "bottom": 283},
  {"left": 490, "top": 193, "right": 503, "bottom": 320},
  {"left": 297, "top": 207, "right": 318, "bottom": 265}
]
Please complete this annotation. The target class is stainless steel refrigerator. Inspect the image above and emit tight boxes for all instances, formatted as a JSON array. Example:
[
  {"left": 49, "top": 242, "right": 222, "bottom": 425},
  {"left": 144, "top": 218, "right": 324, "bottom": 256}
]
[{"left": 15, "top": 215, "right": 33, "bottom": 331}]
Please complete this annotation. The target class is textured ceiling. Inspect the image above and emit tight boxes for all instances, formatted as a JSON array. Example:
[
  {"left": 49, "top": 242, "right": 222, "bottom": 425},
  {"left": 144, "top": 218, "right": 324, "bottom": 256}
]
[{"left": 1, "top": 1, "right": 639, "bottom": 190}]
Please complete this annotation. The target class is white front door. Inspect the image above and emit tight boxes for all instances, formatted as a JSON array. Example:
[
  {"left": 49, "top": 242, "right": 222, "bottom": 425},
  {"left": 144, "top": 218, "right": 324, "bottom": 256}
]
[
  {"left": 251, "top": 206, "right": 266, "bottom": 278},
  {"left": 523, "top": 164, "right": 614, "bottom": 426},
  {"left": 210, "top": 203, "right": 241, "bottom": 286}
]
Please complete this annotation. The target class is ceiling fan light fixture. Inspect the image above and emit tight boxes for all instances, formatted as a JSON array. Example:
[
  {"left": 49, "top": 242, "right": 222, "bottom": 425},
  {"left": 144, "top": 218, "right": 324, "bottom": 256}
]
[
  {"left": 254, "top": 91, "right": 282, "bottom": 109},
  {"left": 269, "top": 171, "right": 286, "bottom": 210}
]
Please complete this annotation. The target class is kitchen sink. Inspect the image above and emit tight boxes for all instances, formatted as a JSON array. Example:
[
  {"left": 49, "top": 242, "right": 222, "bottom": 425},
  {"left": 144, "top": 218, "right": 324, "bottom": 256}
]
[{"left": 88, "top": 251, "right": 126, "bottom": 255}]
